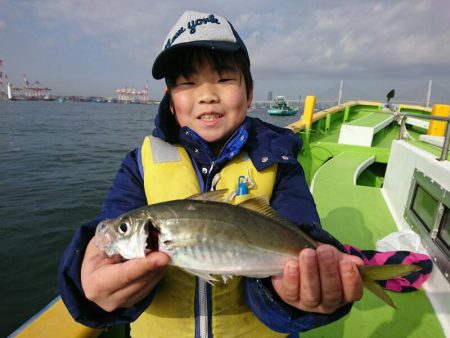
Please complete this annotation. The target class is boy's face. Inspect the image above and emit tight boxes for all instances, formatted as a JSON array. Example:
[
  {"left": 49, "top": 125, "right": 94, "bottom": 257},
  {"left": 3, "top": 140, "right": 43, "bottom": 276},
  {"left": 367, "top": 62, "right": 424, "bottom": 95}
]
[{"left": 170, "top": 61, "right": 253, "bottom": 144}]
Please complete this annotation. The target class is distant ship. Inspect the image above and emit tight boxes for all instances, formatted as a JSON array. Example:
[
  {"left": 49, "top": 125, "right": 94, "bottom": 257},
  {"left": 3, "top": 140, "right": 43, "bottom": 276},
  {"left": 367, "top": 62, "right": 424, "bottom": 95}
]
[
  {"left": 7, "top": 82, "right": 15, "bottom": 101},
  {"left": 268, "top": 96, "right": 298, "bottom": 116}
]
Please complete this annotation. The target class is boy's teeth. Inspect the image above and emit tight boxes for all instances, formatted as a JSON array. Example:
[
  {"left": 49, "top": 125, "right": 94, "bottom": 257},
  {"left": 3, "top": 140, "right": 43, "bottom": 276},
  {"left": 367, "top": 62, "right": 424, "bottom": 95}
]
[{"left": 200, "top": 114, "right": 222, "bottom": 121}]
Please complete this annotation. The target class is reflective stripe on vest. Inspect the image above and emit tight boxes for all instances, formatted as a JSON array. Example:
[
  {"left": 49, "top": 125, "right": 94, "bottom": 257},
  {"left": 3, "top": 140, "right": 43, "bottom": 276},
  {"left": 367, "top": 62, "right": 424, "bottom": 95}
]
[{"left": 132, "top": 135, "right": 286, "bottom": 338}]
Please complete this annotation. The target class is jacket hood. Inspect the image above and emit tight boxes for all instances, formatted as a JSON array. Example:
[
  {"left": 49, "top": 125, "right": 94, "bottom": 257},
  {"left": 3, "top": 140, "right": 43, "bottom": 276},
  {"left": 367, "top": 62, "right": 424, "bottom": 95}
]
[{"left": 152, "top": 93, "right": 180, "bottom": 143}]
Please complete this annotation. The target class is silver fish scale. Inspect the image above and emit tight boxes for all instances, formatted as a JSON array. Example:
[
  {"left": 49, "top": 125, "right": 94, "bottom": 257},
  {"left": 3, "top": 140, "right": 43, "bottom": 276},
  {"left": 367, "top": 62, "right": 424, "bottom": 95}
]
[
  {"left": 152, "top": 201, "right": 307, "bottom": 276},
  {"left": 164, "top": 227, "right": 242, "bottom": 263}
]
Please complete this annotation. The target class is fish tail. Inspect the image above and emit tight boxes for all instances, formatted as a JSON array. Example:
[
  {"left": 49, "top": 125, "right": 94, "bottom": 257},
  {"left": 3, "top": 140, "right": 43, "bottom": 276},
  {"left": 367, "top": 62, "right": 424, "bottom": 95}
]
[{"left": 358, "top": 264, "right": 422, "bottom": 309}]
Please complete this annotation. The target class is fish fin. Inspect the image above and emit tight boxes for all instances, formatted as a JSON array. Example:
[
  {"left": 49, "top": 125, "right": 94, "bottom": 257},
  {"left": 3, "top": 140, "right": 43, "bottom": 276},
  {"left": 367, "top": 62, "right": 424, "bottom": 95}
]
[
  {"left": 162, "top": 239, "right": 197, "bottom": 250},
  {"left": 238, "top": 196, "right": 288, "bottom": 223},
  {"left": 359, "top": 264, "right": 422, "bottom": 281},
  {"left": 358, "top": 264, "right": 422, "bottom": 309},
  {"left": 363, "top": 278, "right": 397, "bottom": 309},
  {"left": 183, "top": 268, "right": 218, "bottom": 284},
  {"left": 238, "top": 197, "right": 318, "bottom": 247},
  {"left": 220, "top": 274, "right": 234, "bottom": 283},
  {"left": 186, "top": 189, "right": 229, "bottom": 202}
]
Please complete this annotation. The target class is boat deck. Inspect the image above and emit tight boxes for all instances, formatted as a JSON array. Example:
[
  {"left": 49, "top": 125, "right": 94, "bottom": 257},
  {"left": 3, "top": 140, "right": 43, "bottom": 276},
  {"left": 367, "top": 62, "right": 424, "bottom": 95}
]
[
  {"left": 301, "top": 124, "right": 446, "bottom": 337},
  {"left": 298, "top": 108, "right": 449, "bottom": 186},
  {"left": 347, "top": 112, "right": 393, "bottom": 128},
  {"left": 311, "top": 151, "right": 395, "bottom": 246}
]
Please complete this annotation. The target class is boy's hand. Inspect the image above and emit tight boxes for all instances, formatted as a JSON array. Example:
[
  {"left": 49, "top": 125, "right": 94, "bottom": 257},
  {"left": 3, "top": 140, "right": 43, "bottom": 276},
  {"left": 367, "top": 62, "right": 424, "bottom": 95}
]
[
  {"left": 81, "top": 238, "right": 170, "bottom": 312},
  {"left": 271, "top": 244, "right": 364, "bottom": 314}
]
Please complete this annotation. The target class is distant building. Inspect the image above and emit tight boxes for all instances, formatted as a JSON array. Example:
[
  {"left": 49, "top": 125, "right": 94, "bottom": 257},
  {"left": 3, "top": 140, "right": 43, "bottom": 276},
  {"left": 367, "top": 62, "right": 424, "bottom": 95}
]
[{"left": 116, "top": 82, "right": 149, "bottom": 104}]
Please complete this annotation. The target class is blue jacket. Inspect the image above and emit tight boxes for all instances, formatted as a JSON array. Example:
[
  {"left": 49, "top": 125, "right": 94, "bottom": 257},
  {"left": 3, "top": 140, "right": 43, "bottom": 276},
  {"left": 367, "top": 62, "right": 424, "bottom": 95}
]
[{"left": 57, "top": 94, "right": 352, "bottom": 335}]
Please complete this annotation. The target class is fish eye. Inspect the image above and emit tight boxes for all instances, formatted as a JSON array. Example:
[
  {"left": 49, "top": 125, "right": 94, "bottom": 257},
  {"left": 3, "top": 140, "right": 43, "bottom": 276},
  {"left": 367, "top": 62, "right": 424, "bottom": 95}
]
[{"left": 118, "top": 222, "right": 130, "bottom": 235}]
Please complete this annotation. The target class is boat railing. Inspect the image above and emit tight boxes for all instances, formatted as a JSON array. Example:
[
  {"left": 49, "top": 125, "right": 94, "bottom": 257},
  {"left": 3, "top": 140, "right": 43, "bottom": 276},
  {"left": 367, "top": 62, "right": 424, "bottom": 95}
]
[{"left": 397, "top": 112, "right": 450, "bottom": 161}]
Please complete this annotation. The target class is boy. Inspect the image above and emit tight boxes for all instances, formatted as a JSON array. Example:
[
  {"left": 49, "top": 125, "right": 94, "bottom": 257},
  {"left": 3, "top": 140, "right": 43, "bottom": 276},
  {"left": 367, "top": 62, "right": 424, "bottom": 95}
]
[{"left": 58, "top": 10, "right": 363, "bottom": 337}]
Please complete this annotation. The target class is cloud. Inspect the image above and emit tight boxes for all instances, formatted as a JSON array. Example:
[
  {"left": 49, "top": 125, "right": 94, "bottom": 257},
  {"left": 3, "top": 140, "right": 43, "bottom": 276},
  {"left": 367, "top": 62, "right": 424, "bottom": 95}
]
[
  {"left": 21, "top": 0, "right": 177, "bottom": 66},
  {"left": 16, "top": 0, "right": 450, "bottom": 77},
  {"left": 243, "top": 0, "right": 450, "bottom": 79},
  {"left": 2, "top": 0, "right": 449, "bottom": 98}
]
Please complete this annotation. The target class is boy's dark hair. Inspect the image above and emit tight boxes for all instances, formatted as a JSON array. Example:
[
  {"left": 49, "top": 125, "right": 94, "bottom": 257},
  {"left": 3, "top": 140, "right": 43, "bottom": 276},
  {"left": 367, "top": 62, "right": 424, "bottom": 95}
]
[{"left": 165, "top": 47, "right": 253, "bottom": 99}]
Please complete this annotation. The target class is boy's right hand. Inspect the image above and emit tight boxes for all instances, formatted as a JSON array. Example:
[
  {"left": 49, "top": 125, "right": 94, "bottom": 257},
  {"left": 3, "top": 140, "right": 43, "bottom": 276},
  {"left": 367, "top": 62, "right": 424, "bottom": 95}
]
[{"left": 81, "top": 237, "right": 170, "bottom": 312}]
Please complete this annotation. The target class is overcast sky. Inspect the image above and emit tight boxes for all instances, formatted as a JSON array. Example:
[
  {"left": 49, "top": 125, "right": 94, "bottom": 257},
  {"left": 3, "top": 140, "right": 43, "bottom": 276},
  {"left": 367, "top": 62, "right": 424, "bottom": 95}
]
[{"left": 1, "top": 0, "right": 449, "bottom": 102}]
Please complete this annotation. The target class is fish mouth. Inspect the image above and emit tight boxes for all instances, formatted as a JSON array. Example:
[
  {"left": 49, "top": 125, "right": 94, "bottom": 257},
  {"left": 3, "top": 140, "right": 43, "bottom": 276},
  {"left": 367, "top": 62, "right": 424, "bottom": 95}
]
[
  {"left": 146, "top": 226, "right": 159, "bottom": 252},
  {"left": 94, "top": 219, "right": 161, "bottom": 258}
]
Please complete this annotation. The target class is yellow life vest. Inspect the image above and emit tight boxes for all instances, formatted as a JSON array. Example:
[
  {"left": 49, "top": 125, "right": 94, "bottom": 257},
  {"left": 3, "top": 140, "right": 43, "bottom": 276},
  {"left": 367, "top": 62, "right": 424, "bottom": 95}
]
[{"left": 131, "top": 136, "right": 287, "bottom": 338}]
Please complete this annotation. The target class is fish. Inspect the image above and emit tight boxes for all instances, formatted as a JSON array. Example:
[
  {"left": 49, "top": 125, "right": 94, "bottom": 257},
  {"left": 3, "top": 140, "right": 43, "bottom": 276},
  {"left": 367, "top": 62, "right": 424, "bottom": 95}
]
[{"left": 94, "top": 190, "right": 421, "bottom": 308}]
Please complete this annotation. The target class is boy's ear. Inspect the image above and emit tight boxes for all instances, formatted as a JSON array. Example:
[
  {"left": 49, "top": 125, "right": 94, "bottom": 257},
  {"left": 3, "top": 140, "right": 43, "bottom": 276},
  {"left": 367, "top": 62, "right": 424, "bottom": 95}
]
[
  {"left": 247, "top": 85, "right": 254, "bottom": 108},
  {"left": 165, "top": 89, "right": 175, "bottom": 115}
]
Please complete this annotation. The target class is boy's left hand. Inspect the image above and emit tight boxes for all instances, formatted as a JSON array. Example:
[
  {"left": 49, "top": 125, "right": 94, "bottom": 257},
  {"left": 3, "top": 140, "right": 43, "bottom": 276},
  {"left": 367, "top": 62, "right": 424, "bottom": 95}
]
[{"left": 272, "top": 244, "right": 364, "bottom": 314}]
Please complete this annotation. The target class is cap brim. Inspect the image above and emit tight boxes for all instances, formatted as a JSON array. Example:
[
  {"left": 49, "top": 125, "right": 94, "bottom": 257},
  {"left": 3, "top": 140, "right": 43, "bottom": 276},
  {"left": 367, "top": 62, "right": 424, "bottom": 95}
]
[{"left": 152, "top": 41, "right": 242, "bottom": 80}]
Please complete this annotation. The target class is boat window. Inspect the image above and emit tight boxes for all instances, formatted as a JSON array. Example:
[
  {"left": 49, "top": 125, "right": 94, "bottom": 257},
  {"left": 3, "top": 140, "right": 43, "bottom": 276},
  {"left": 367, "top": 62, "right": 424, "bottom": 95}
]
[
  {"left": 411, "top": 185, "right": 439, "bottom": 231},
  {"left": 405, "top": 169, "right": 450, "bottom": 282},
  {"left": 437, "top": 209, "right": 450, "bottom": 252}
]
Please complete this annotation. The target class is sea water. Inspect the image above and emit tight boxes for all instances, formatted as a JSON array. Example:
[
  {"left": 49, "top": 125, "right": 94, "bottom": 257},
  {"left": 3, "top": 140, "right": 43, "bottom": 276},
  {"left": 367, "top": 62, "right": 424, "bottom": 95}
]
[{"left": 0, "top": 100, "right": 301, "bottom": 336}]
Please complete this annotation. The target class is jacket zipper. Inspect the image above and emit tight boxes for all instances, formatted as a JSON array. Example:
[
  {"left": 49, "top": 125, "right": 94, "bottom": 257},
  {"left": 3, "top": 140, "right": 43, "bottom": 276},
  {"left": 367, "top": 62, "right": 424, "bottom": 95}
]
[
  {"left": 198, "top": 278, "right": 209, "bottom": 338},
  {"left": 198, "top": 170, "right": 214, "bottom": 338}
]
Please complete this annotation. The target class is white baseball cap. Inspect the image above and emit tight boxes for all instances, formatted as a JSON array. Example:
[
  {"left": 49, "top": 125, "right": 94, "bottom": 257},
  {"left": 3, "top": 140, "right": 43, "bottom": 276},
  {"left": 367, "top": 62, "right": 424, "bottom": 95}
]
[{"left": 152, "top": 10, "right": 250, "bottom": 79}]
